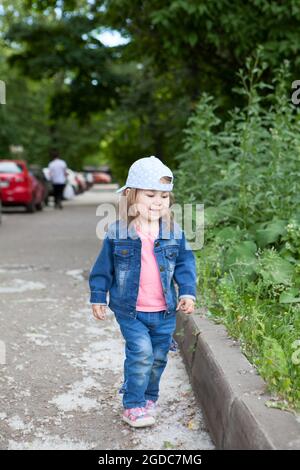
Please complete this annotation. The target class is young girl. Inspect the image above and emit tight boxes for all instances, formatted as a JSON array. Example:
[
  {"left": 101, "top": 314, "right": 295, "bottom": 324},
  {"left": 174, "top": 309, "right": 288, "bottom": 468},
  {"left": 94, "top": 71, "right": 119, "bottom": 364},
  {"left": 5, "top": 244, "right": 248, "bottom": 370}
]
[{"left": 89, "top": 156, "right": 196, "bottom": 428}]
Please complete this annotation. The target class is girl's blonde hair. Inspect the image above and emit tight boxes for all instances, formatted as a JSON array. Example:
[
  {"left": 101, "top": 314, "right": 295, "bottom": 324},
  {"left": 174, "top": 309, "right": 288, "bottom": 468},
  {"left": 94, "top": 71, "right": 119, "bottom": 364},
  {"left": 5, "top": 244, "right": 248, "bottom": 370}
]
[{"left": 118, "top": 176, "right": 175, "bottom": 231}]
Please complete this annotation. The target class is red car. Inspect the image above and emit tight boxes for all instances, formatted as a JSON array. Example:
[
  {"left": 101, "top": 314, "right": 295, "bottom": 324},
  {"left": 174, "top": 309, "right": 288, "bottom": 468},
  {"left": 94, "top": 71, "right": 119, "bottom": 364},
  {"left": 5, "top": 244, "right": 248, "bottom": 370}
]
[
  {"left": 0, "top": 159, "right": 46, "bottom": 213},
  {"left": 0, "top": 187, "right": 2, "bottom": 224},
  {"left": 93, "top": 172, "right": 112, "bottom": 184}
]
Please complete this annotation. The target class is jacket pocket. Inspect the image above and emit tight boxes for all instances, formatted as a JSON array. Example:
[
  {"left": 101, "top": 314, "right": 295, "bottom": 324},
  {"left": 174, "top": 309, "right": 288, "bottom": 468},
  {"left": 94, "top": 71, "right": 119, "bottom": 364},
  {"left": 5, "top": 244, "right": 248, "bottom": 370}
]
[{"left": 113, "top": 247, "right": 134, "bottom": 270}]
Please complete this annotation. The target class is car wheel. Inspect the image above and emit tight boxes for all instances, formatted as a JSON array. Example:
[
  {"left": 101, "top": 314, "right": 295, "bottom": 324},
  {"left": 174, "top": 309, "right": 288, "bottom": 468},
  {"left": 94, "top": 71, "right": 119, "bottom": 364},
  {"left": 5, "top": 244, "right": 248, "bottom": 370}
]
[
  {"left": 26, "top": 200, "right": 36, "bottom": 213},
  {"left": 36, "top": 202, "right": 43, "bottom": 211}
]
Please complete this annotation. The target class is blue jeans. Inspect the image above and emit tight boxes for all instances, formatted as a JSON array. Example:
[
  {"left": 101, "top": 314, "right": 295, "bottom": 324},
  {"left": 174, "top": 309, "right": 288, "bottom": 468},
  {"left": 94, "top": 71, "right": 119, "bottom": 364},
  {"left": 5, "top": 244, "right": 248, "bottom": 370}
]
[{"left": 114, "top": 309, "right": 177, "bottom": 409}]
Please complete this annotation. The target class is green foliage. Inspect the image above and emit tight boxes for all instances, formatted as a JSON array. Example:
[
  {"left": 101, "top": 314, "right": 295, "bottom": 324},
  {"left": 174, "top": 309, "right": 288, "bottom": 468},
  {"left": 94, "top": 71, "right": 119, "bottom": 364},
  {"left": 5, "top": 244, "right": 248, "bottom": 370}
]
[
  {"left": 279, "top": 288, "right": 300, "bottom": 305},
  {"left": 0, "top": 52, "right": 51, "bottom": 161},
  {"left": 4, "top": 0, "right": 300, "bottom": 172},
  {"left": 256, "top": 249, "right": 294, "bottom": 287},
  {"left": 254, "top": 219, "right": 287, "bottom": 249},
  {"left": 259, "top": 337, "right": 292, "bottom": 397},
  {"left": 280, "top": 220, "right": 300, "bottom": 262},
  {"left": 175, "top": 52, "right": 300, "bottom": 229},
  {"left": 176, "top": 55, "right": 300, "bottom": 411},
  {"left": 0, "top": 51, "right": 102, "bottom": 167},
  {"left": 223, "top": 241, "right": 258, "bottom": 280},
  {"left": 105, "top": 0, "right": 300, "bottom": 103}
]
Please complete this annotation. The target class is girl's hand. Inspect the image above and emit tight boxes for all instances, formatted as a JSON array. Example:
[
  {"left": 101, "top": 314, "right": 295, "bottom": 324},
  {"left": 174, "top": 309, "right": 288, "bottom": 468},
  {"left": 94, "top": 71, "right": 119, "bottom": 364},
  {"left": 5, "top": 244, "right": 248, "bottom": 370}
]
[
  {"left": 176, "top": 298, "right": 195, "bottom": 315},
  {"left": 92, "top": 304, "right": 107, "bottom": 321}
]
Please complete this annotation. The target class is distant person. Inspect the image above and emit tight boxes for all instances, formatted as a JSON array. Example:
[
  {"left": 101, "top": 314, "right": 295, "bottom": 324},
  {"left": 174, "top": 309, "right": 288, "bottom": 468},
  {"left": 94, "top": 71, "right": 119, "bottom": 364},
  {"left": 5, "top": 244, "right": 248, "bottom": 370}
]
[{"left": 48, "top": 150, "right": 68, "bottom": 209}]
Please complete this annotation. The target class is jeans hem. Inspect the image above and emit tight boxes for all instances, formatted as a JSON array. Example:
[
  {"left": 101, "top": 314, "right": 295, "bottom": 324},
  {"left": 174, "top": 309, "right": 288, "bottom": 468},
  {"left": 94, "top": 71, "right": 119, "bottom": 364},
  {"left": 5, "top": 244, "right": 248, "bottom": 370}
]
[
  {"left": 144, "top": 395, "right": 158, "bottom": 402},
  {"left": 123, "top": 402, "right": 147, "bottom": 410}
]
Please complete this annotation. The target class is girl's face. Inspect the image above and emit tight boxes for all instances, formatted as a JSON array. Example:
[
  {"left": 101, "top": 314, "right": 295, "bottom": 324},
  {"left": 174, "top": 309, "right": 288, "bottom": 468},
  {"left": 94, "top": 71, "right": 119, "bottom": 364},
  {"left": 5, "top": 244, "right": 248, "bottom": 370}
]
[{"left": 133, "top": 189, "right": 170, "bottom": 222}]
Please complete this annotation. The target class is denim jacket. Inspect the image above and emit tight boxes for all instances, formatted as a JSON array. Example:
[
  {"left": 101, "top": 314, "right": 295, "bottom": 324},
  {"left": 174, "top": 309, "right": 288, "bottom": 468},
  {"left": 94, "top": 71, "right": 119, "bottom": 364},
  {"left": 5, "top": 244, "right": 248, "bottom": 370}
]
[{"left": 89, "top": 218, "right": 197, "bottom": 316}]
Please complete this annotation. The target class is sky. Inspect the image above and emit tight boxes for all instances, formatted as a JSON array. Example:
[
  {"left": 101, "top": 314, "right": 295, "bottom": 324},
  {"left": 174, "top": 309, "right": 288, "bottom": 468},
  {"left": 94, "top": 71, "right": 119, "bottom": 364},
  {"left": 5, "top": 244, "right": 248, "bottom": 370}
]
[
  {"left": 98, "top": 30, "right": 130, "bottom": 47},
  {"left": 0, "top": 3, "right": 129, "bottom": 48}
]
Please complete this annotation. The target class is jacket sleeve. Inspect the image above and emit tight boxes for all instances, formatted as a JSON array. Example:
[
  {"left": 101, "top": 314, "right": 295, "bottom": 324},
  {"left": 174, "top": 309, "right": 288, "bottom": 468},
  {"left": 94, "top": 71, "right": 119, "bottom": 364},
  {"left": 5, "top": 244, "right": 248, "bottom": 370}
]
[
  {"left": 173, "top": 230, "right": 197, "bottom": 301},
  {"left": 89, "top": 233, "right": 114, "bottom": 304}
]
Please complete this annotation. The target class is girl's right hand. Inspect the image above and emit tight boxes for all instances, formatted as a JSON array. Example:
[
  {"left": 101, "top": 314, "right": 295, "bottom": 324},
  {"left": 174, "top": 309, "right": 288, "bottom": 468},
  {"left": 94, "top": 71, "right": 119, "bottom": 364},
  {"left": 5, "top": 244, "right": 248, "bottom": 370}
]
[{"left": 92, "top": 304, "right": 107, "bottom": 321}]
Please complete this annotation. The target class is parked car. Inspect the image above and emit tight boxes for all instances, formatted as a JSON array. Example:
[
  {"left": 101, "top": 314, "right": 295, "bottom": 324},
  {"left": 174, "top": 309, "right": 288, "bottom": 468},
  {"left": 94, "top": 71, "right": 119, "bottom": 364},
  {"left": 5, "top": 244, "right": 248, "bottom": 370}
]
[
  {"left": 83, "top": 171, "right": 94, "bottom": 189},
  {"left": 66, "top": 169, "right": 80, "bottom": 195},
  {"left": 29, "top": 164, "right": 52, "bottom": 206},
  {"left": 0, "top": 159, "right": 46, "bottom": 212},
  {"left": 93, "top": 171, "right": 112, "bottom": 184},
  {"left": 83, "top": 165, "right": 112, "bottom": 184},
  {"left": 0, "top": 188, "right": 2, "bottom": 224},
  {"left": 75, "top": 172, "right": 87, "bottom": 193}
]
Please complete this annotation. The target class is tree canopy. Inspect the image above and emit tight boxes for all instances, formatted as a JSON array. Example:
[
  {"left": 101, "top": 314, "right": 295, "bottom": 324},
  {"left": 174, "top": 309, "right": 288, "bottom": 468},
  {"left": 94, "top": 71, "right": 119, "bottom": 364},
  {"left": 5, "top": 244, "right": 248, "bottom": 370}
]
[{"left": 1, "top": 0, "right": 300, "bottom": 173}]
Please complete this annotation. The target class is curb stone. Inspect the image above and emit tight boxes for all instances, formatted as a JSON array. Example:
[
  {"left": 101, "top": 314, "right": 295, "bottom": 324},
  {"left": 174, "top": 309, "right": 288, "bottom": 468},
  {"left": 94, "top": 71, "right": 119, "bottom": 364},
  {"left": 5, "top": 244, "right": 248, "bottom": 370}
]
[{"left": 175, "top": 311, "right": 300, "bottom": 450}]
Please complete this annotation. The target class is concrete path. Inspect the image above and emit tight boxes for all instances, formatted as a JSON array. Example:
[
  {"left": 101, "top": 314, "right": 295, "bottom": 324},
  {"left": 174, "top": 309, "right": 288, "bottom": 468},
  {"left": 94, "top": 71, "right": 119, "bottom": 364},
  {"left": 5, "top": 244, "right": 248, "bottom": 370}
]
[{"left": 0, "top": 185, "right": 214, "bottom": 450}]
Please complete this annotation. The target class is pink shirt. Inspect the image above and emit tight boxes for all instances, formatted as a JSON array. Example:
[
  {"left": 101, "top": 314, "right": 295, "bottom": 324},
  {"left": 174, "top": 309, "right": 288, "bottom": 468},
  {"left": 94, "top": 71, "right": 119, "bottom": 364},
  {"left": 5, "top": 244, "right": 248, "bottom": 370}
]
[{"left": 135, "top": 225, "right": 167, "bottom": 312}]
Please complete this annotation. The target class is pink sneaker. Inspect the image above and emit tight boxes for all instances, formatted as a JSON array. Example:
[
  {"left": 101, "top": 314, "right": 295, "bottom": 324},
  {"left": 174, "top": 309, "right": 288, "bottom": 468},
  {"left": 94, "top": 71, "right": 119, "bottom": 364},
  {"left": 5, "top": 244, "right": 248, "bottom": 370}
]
[
  {"left": 145, "top": 400, "right": 157, "bottom": 416},
  {"left": 123, "top": 407, "right": 155, "bottom": 428}
]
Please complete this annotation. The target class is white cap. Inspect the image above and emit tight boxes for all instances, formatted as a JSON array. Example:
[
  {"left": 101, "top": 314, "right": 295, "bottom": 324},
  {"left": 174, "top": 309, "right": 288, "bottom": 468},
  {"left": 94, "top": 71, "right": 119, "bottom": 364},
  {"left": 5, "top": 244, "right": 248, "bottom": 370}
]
[{"left": 116, "top": 155, "right": 173, "bottom": 193}]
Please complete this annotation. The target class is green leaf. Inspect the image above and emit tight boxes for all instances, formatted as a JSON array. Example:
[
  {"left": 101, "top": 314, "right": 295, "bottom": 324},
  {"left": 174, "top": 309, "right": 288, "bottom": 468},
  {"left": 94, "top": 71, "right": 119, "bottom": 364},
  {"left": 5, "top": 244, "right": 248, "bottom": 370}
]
[
  {"left": 265, "top": 401, "right": 291, "bottom": 411},
  {"left": 214, "top": 227, "right": 241, "bottom": 244},
  {"left": 163, "top": 441, "right": 176, "bottom": 449},
  {"left": 223, "top": 241, "right": 257, "bottom": 278},
  {"left": 257, "top": 252, "right": 294, "bottom": 285},
  {"left": 187, "top": 33, "right": 198, "bottom": 47},
  {"left": 204, "top": 206, "right": 232, "bottom": 227},
  {"left": 255, "top": 219, "right": 287, "bottom": 248},
  {"left": 279, "top": 288, "right": 300, "bottom": 304},
  {"left": 261, "top": 337, "right": 289, "bottom": 377}
]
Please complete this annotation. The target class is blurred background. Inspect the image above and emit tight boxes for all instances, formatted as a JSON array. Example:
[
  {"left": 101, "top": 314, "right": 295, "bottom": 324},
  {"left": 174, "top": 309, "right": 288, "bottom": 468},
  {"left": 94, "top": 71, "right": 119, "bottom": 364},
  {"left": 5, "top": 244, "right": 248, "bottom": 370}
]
[{"left": 1, "top": 0, "right": 300, "bottom": 182}]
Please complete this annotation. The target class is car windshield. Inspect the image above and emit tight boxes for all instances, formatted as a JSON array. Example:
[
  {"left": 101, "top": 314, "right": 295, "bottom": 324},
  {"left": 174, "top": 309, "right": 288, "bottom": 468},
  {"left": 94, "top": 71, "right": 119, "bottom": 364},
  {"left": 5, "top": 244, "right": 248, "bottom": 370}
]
[{"left": 0, "top": 162, "right": 23, "bottom": 173}]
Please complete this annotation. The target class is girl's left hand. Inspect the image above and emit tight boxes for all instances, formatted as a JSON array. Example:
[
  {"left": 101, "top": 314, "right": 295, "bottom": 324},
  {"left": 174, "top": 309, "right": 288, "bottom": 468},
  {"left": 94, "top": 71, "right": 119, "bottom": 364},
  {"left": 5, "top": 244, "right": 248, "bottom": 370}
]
[{"left": 176, "top": 298, "right": 195, "bottom": 314}]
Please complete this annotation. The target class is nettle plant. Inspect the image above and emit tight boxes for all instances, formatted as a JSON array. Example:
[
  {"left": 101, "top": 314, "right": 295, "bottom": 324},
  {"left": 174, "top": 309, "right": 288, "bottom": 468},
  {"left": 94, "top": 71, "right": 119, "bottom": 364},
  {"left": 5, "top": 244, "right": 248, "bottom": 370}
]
[{"left": 174, "top": 52, "right": 300, "bottom": 410}]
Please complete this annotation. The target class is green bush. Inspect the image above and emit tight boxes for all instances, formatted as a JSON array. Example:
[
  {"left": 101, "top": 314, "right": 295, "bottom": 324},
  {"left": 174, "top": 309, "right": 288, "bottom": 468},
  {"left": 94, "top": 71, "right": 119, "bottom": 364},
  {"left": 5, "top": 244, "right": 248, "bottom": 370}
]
[{"left": 175, "top": 52, "right": 300, "bottom": 411}]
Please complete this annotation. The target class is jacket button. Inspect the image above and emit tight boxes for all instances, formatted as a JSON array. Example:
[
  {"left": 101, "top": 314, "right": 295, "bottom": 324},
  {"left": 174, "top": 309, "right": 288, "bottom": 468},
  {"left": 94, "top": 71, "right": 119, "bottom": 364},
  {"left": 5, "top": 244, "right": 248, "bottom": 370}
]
[
  {"left": 155, "top": 241, "right": 160, "bottom": 247},
  {"left": 159, "top": 266, "right": 165, "bottom": 272},
  {"left": 121, "top": 249, "right": 128, "bottom": 255}
]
